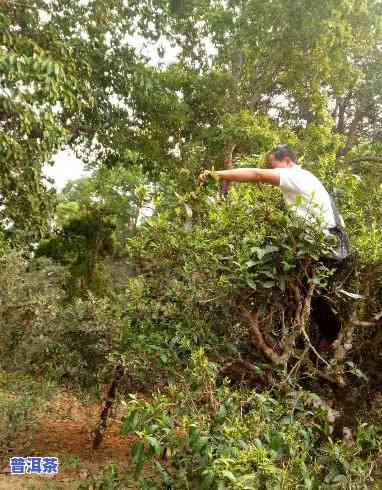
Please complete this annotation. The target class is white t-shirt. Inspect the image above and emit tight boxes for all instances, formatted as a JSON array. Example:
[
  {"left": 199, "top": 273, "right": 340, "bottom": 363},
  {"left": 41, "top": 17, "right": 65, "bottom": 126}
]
[{"left": 278, "top": 165, "right": 337, "bottom": 230}]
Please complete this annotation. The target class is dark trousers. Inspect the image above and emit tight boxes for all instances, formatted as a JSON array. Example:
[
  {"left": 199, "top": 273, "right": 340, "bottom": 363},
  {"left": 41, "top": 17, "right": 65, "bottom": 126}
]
[
  {"left": 310, "top": 257, "right": 348, "bottom": 343},
  {"left": 311, "top": 294, "right": 341, "bottom": 342}
]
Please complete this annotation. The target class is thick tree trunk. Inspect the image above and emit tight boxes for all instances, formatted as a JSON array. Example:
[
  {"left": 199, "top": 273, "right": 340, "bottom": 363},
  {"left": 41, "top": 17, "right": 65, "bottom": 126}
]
[
  {"left": 219, "top": 143, "right": 236, "bottom": 198},
  {"left": 334, "top": 91, "right": 353, "bottom": 135},
  {"left": 218, "top": 44, "right": 242, "bottom": 198},
  {"left": 92, "top": 360, "right": 125, "bottom": 450},
  {"left": 337, "top": 108, "right": 364, "bottom": 157}
]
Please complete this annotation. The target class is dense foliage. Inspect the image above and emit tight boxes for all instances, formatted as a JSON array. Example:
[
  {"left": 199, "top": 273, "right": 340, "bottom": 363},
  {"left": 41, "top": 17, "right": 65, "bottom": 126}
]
[{"left": 1, "top": 0, "right": 382, "bottom": 487}]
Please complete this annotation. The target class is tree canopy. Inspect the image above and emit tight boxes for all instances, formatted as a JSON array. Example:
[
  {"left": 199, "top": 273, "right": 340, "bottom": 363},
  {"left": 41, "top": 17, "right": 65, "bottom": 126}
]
[
  {"left": 1, "top": 1, "right": 382, "bottom": 487},
  {"left": 2, "top": 0, "right": 382, "bottom": 241}
]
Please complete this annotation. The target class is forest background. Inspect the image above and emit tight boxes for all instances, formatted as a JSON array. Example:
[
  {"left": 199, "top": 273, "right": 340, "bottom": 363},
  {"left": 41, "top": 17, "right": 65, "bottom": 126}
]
[{"left": 1, "top": 0, "right": 382, "bottom": 488}]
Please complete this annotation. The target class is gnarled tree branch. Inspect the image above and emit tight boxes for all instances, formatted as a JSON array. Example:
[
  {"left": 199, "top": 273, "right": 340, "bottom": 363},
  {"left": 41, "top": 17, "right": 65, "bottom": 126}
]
[{"left": 345, "top": 155, "right": 382, "bottom": 165}]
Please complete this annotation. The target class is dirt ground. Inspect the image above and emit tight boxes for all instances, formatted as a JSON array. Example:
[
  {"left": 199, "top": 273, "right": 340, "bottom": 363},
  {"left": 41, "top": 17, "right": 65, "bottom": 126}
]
[{"left": 1, "top": 392, "right": 137, "bottom": 489}]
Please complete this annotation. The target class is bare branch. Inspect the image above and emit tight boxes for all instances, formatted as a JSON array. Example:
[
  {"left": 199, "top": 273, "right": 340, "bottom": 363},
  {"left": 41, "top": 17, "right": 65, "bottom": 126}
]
[
  {"left": 345, "top": 155, "right": 382, "bottom": 165},
  {"left": 240, "top": 307, "right": 285, "bottom": 365}
]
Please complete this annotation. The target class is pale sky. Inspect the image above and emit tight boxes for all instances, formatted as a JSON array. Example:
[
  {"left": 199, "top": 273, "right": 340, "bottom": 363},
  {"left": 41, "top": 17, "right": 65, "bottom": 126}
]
[
  {"left": 42, "top": 25, "right": 215, "bottom": 192},
  {"left": 43, "top": 150, "right": 91, "bottom": 192},
  {"left": 43, "top": 39, "right": 179, "bottom": 191}
]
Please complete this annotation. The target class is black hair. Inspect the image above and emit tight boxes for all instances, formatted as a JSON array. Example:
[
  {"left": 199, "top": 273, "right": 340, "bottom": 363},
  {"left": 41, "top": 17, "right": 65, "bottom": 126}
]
[{"left": 268, "top": 145, "right": 297, "bottom": 163}]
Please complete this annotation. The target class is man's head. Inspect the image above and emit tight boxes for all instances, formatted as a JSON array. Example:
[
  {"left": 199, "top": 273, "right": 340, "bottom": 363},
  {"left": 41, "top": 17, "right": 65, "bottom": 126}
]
[{"left": 265, "top": 145, "right": 297, "bottom": 169}]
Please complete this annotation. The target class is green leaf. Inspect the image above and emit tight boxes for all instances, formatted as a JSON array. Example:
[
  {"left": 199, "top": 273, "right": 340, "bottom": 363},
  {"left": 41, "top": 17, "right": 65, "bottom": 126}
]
[
  {"left": 146, "top": 436, "right": 162, "bottom": 456},
  {"left": 222, "top": 470, "right": 236, "bottom": 482},
  {"left": 132, "top": 441, "right": 145, "bottom": 477},
  {"left": 338, "top": 289, "right": 364, "bottom": 299},
  {"left": 262, "top": 281, "right": 275, "bottom": 288},
  {"left": 246, "top": 278, "right": 257, "bottom": 289},
  {"left": 154, "top": 461, "right": 172, "bottom": 485}
]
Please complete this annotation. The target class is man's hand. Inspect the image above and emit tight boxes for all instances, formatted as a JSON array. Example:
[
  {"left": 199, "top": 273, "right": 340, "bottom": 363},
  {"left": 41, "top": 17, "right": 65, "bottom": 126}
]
[{"left": 197, "top": 169, "right": 219, "bottom": 186}]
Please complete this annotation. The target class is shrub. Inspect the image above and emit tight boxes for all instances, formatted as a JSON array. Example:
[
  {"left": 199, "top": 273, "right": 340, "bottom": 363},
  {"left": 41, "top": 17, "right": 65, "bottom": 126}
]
[
  {"left": 121, "top": 350, "right": 382, "bottom": 489},
  {"left": 0, "top": 250, "right": 120, "bottom": 389}
]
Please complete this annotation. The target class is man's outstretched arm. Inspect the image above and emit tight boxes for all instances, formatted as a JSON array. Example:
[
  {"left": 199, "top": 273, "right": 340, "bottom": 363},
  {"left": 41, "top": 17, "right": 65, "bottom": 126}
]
[
  {"left": 215, "top": 168, "right": 280, "bottom": 186},
  {"left": 198, "top": 168, "right": 280, "bottom": 187}
]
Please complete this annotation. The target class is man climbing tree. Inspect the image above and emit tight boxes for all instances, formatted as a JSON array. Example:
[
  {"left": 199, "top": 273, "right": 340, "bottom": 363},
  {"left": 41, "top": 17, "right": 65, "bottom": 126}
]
[{"left": 198, "top": 145, "right": 350, "bottom": 348}]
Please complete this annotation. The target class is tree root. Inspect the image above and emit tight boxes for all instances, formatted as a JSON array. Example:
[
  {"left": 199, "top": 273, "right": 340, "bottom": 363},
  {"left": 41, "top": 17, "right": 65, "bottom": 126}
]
[
  {"left": 240, "top": 281, "right": 315, "bottom": 366},
  {"left": 239, "top": 281, "right": 350, "bottom": 387},
  {"left": 240, "top": 308, "right": 287, "bottom": 365}
]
